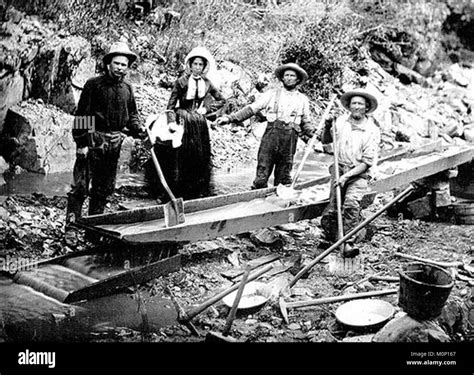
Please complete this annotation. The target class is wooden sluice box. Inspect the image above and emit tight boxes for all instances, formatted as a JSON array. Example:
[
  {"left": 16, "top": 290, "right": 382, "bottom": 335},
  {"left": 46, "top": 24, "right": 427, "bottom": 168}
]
[{"left": 6, "top": 142, "right": 472, "bottom": 304}]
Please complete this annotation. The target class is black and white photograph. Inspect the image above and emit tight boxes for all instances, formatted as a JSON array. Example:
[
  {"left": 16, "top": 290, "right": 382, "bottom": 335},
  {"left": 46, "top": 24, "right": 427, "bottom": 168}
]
[{"left": 0, "top": 0, "right": 473, "bottom": 371}]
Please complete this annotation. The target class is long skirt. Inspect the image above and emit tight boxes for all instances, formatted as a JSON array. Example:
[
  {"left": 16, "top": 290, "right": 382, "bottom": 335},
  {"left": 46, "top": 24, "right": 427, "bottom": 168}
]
[{"left": 150, "top": 109, "right": 212, "bottom": 201}]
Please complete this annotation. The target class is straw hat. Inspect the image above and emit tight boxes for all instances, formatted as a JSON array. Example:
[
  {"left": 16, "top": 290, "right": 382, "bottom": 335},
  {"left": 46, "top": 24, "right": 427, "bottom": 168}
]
[
  {"left": 184, "top": 46, "right": 213, "bottom": 75},
  {"left": 103, "top": 42, "right": 138, "bottom": 66},
  {"left": 340, "top": 89, "right": 378, "bottom": 114},
  {"left": 274, "top": 63, "right": 308, "bottom": 85}
]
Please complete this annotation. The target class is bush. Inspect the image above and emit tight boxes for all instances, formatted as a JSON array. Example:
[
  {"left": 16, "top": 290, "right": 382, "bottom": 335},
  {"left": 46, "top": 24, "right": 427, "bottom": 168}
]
[{"left": 280, "top": 16, "right": 360, "bottom": 100}]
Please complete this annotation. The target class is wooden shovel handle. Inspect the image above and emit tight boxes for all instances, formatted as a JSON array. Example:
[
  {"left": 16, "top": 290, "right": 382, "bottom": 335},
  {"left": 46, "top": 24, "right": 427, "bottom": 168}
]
[
  {"left": 182, "top": 264, "right": 272, "bottom": 322},
  {"left": 289, "top": 184, "right": 415, "bottom": 288},
  {"left": 291, "top": 94, "right": 337, "bottom": 188},
  {"left": 146, "top": 126, "right": 176, "bottom": 201},
  {"left": 222, "top": 265, "right": 251, "bottom": 336},
  {"left": 332, "top": 121, "right": 344, "bottom": 245}
]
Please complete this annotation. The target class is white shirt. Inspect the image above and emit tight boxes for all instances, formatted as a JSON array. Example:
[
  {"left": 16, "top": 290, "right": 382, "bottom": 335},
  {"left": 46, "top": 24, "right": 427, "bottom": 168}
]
[
  {"left": 249, "top": 86, "right": 311, "bottom": 125},
  {"left": 334, "top": 114, "right": 381, "bottom": 168}
]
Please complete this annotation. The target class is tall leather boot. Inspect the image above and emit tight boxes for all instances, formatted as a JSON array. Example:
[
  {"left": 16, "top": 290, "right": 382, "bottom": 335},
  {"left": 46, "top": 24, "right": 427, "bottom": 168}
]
[
  {"left": 88, "top": 197, "right": 107, "bottom": 216},
  {"left": 65, "top": 194, "right": 85, "bottom": 229}
]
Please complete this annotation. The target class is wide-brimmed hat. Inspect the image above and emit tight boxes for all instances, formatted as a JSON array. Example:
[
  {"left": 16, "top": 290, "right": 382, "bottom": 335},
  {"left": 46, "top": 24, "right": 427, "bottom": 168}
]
[
  {"left": 184, "top": 46, "right": 213, "bottom": 75},
  {"left": 275, "top": 63, "right": 308, "bottom": 85},
  {"left": 340, "top": 89, "right": 378, "bottom": 114},
  {"left": 103, "top": 42, "right": 138, "bottom": 66}
]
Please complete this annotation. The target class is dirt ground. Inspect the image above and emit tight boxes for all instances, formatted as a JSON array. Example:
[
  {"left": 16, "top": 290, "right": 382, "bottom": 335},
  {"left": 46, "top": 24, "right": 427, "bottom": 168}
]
[{"left": 1, "top": 186, "right": 472, "bottom": 343}]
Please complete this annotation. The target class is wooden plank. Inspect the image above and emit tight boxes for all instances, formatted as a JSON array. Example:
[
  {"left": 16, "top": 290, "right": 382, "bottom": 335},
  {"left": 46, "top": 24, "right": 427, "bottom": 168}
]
[
  {"left": 371, "top": 146, "right": 474, "bottom": 193},
  {"left": 78, "top": 145, "right": 473, "bottom": 247},
  {"left": 64, "top": 254, "right": 181, "bottom": 303},
  {"left": 78, "top": 140, "right": 442, "bottom": 227},
  {"left": 120, "top": 202, "right": 327, "bottom": 244}
]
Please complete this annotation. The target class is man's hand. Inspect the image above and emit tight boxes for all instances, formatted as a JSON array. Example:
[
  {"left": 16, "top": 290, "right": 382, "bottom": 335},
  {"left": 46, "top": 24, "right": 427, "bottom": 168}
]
[
  {"left": 216, "top": 116, "right": 230, "bottom": 125},
  {"left": 312, "top": 141, "right": 324, "bottom": 153},
  {"left": 337, "top": 174, "right": 350, "bottom": 187},
  {"left": 76, "top": 147, "right": 88, "bottom": 157}
]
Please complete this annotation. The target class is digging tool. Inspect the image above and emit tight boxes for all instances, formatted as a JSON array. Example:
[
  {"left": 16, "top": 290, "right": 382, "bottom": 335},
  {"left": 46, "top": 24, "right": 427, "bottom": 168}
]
[
  {"left": 206, "top": 265, "right": 251, "bottom": 342},
  {"left": 279, "top": 288, "right": 398, "bottom": 324},
  {"left": 276, "top": 94, "right": 337, "bottom": 199},
  {"left": 166, "top": 286, "right": 200, "bottom": 336},
  {"left": 289, "top": 184, "right": 416, "bottom": 288},
  {"left": 146, "top": 123, "right": 185, "bottom": 227},
  {"left": 331, "top": 114, "right": 345, "bottom": 255},
  {"left": 179, "top": 264, "right": 272, "bottom": 324}
]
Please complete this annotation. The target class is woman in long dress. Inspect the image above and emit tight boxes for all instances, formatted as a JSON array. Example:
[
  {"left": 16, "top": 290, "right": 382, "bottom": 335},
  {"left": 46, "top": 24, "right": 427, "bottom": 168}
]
[{"left": 153, "top": 47, "right": 225, "bottom": 201}]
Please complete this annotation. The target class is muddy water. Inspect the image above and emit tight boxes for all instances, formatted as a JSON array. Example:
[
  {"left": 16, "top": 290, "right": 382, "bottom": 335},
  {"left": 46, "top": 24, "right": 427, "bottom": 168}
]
[
  {"left": 0, "top": 274, "right": 177, "bottom": 341},
  {"left": 0, "top": 148, "right": 330, "bottom": 341},
  {"left": 0, "top": 147, "right": 330, "bottom": 197}
]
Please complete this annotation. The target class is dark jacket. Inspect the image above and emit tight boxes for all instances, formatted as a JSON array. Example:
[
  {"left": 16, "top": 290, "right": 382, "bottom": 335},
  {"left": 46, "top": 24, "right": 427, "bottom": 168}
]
[
  {"left": 72, "top": 74, "right": 141, "bottom": 148},
  {"left": 166, "top": 74, "right": 225, "bottom": 123}
]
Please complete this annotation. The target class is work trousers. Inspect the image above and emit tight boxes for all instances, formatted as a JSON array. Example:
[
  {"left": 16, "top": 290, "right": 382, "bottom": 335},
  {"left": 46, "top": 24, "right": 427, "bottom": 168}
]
[
  {"left": 320, "top": 164, "right": 368, "bottom": 244},
  {"left": 66, "top": 133, "right": 123, "bottom": 223},
  {"left": 252, "top": 121, "right": 298, "bottom": 189}
]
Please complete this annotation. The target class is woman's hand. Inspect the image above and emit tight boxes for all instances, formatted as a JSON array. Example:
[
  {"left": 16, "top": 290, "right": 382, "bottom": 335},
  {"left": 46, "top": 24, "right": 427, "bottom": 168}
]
[{"left": 196, "top": 107, "right": 207, "bottom": 115}]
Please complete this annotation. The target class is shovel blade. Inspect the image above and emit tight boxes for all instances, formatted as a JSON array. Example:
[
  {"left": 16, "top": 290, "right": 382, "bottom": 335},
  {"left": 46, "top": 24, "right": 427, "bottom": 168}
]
[
  {"left": 163, "top": 198, "right": 185, "bottom": 227},
  {"left": 276, "top": 183, "right": 298, "bottom": 200},
  {"left": 328, "top": 254, "right": 364, "bottom": 275}
]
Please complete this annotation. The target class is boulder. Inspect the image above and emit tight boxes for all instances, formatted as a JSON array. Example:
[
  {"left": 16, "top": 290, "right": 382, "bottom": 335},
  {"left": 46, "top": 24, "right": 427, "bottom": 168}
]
[
  {"left": 209, "top": 60, "right": 253, "bottom": 100},
  {"left": 31, "top": 36, "right": 95, "bottom": 114},
  {"left": 0, "top": 100, "right": 75, "bottom": 174},
  {"left": 0, "top": 156, "right": 8, "bottom": 186},
  {"left": 0, "top": 71, "right": 24, "bottom": 133},
  {"left": 463, "top": 123, "right": 474, "bottom": 143},
  {"left": 373, "top": 313, "right": 450, "bottom": 342}
]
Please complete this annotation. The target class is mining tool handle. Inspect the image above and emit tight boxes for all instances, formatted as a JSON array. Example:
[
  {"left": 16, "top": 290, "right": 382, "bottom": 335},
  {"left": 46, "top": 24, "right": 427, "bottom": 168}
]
[
  {"left": 146, "top": 126, "right": 177, "bottom": 201},
  {"left": 331, "top": 115, "right": 345, "bottom": 249},
  {"left": 182, "top": 264, "right": 272, "bottom": 323},
  {"left": 291, "top": 94, "right": 337, "bottom": 188},
  {"left": 289, "top": 184, "right": 416, "bottom": 288},
  {"left": 222, "top": 265, "right": 251, "bottom": 336}
]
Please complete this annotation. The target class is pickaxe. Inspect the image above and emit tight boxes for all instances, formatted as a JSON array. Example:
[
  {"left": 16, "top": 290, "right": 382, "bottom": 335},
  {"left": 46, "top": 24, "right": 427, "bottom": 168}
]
[
  {"left": 172, "top": 264, "right": 272, "bottom": 333},
  {"left": 279, "top": 288, "right": 398, "bottom": 324}
]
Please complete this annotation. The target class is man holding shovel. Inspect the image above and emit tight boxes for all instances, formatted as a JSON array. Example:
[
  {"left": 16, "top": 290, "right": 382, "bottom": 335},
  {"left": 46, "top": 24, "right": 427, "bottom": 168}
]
[
  {"left": 216, "top": 63, "right": 315, "bottom": 189},
  {"left": 319, "top": 89, "right": 381, "bottom": 258}
]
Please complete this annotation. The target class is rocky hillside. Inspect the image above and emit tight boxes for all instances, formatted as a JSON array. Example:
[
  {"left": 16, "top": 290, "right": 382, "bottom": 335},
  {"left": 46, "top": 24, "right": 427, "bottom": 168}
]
[{"left": 0, "top": 1, "right": 473, "bottom": 180}]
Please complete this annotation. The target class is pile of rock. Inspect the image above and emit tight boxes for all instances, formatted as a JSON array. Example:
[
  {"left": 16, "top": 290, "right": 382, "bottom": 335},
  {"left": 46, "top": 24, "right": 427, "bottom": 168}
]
[{"left": 1, "top": 100, "right": 75, "bottom": 174}]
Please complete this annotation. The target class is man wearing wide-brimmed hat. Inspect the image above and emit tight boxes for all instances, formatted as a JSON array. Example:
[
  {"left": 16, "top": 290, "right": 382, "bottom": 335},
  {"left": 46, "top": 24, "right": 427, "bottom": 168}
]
[
  {"left": 66, "top": 41, "right": 146, "bottom": 228},
  {"left": 217, "top": 62, "right": 315, "bottom": 189},
  {"left": 319, "top": 88, "right": 381, "bottom": 258}
]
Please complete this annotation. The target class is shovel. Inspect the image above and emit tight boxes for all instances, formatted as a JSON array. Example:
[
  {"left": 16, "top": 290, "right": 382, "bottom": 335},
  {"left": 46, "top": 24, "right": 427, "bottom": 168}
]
[
  {"left": 146, "top": 123, "right": 185, "bottom": 227},
  {"left": 332, "top": 120, "right": 345, "bottom": 253},
  {"left": 276, "top": 94, "right": 337, "bottom": 200}
]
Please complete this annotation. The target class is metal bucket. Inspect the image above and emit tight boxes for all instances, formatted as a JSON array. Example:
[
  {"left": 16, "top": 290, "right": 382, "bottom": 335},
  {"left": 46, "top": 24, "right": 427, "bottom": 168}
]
[{"left": 398, "top": 262, "right": 454, "bottom": 320}]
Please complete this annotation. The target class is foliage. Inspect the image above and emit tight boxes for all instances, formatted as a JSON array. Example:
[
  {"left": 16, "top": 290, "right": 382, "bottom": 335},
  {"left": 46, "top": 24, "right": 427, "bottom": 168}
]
[
  {"left": 280, "top": 16, "right": 360, "bottom": 100},
  {"left": 7, "top": 0, "right": 472, "bottom": 93}
]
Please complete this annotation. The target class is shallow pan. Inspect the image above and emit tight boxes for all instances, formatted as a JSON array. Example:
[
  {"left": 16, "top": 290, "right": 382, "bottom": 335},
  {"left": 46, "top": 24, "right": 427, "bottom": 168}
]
[
  {"left": 222, "top": 281, "right": 271, "bottom": 310},
  {"left": 335, "top": 299, "right": 395, "bottom": 328}
]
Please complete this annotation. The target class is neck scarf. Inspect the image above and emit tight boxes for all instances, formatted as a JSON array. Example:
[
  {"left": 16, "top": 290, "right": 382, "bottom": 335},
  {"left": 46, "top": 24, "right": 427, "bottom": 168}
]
[{"left": 186, "top": 75, "right": 206, "bottom": 100}]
